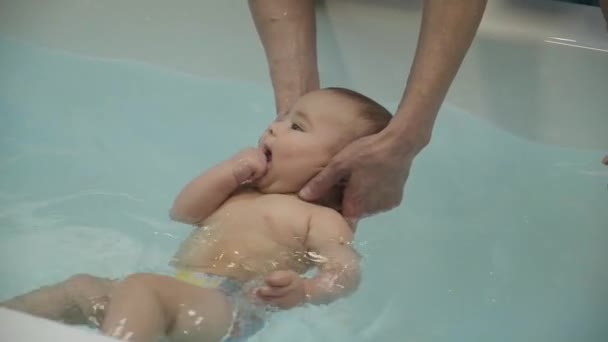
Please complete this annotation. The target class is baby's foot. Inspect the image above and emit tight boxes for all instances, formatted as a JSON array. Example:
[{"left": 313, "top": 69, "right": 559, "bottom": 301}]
[{"left": 602, "top": 155, "right": 608, "bottom": 166}]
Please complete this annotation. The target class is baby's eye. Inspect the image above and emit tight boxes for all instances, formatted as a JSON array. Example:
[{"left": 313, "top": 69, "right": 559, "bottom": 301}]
[{"left": 291, "top": 123, "right": 304, "bottom": 132}]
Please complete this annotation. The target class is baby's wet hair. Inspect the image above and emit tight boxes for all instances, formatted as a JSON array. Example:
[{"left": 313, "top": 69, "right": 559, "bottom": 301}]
[
  {"left": 312, "top": 87, "right": 393, "bottom": 215},
  {"left": 324, "top": 87, "right": 393, "bottom": 134}
]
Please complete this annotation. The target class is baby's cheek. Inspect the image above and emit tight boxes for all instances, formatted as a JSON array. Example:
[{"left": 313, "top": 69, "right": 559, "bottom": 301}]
[
  {"left": 282, "top": 141, "right": 310, "bottom": 157},
  {"left": 281, "top": 148, "right": 298, "bottom": 158}
]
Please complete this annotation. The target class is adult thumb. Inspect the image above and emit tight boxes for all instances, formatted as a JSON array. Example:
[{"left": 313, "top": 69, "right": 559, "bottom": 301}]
[{"left": 299, "top": 163, "right": 345, "bottom": 201}]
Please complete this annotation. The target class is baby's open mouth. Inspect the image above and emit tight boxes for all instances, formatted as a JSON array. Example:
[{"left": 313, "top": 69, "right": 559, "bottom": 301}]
[{"left": 263, "top": 146, "right": 272, "bottom": 162}]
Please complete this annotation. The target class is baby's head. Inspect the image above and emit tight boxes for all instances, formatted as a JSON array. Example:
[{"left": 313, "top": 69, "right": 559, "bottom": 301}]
[{"left": 256, "top": 87, "right": 392, "bottom": 197}]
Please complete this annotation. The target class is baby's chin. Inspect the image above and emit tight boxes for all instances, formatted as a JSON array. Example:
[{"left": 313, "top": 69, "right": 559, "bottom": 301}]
[{"left": 254, "top": 177, "right": 303, "bottom": 195}]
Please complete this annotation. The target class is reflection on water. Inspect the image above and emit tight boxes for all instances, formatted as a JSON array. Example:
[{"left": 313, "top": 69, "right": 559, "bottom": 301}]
[{"left": 170, "top": 218, "right": 358, "bottom": 288}]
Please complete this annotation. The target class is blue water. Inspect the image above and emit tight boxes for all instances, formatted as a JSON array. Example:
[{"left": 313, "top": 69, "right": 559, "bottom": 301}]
[{"left": 1, "top": 37, "right": 607, "bottom": 341}]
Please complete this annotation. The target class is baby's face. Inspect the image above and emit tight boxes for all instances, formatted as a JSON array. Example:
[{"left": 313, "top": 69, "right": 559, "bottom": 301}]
[{"left": 256, "top": 89, "right": 370, "bottom": 194}]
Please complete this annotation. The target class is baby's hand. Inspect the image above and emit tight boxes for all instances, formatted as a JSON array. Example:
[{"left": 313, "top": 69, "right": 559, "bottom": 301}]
[
  {"left": 231, "top": 147, "right": 268, "bottom": 184},
  {"left": 256, "top": 270, "right": 307, "bottom": 309}
]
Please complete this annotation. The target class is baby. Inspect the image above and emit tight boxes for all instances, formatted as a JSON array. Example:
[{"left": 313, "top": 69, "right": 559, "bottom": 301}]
[{"left": 1, "top": 87, "right": 392, "bottom": 342}]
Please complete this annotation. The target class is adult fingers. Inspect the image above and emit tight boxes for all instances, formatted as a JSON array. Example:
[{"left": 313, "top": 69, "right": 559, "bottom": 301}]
[
  {"left": 299, "top": 160, "right": 348, "bottom": 201},
  {"left": 341, "top": 174, "right": 405, "bottom": 219},
  {"left": 340, "top": 176, "right": 364, "bottom": 220}
]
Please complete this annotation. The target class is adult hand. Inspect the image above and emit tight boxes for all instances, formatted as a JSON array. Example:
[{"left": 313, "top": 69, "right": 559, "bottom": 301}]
[
  {"left": 299, "top": 127, "right": 422, "bottom": 220},
  {"left": 298, "top": 0, "right": 486, "bottom": 219}
]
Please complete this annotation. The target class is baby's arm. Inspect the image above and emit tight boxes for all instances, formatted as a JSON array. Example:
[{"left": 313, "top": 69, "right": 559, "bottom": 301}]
[
  {"left": 303, "top": 207, "right": 361, "bottom": 305},
  {"left": 170, "top": 148, "right": 267, "bottom": 225}
]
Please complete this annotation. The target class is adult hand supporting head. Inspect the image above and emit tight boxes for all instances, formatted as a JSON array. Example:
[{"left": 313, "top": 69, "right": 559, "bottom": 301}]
[
  {"left": 299, "top": 0, "right": 487, "bottom": 220},
  {"left": 299, "top": 123, "right": 424, "bottom": 220}
]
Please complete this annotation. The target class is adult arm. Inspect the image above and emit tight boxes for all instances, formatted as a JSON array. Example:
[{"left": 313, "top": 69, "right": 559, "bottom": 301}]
[
  {"left": 248, "top": 0, "right": 319, "bottom": 115},
  {"left": 300, "top": 0, "right": 488, "bottom": 219},
  {"left": 388, "top": 0, "right": 488, "bottom": 147}
]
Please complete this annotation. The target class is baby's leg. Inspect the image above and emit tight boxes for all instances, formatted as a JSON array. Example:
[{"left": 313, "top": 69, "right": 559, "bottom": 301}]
[
  {"left": 1, "top": 274, "right": 113, "bottom": 325},
  {"left": 102, "top": 273, "right": 234, "bottom": 342}
]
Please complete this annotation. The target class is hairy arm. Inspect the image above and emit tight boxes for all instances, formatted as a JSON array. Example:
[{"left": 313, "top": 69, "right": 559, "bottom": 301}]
[
  {"left": 303, "top": 208, "right": 361, "bottom": 305},
  {"left": 389, "top": 0, "right": 487, "bottom": 149},
  {"left": 248, "top": 0, "right": 319, "bottom": 115}
]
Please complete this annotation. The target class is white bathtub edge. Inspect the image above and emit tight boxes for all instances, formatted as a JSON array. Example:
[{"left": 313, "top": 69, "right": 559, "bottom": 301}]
[{"left": 0, "top": 308, "right": 116, "bottom": 342}]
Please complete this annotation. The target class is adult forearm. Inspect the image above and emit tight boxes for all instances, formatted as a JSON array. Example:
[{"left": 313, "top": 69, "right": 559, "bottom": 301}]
[
  {"left": 391, "top": 0, "right": 487, "bottom": 149},
  {"left": 248, "top": 0, "right": 320, "bottom": 115}
]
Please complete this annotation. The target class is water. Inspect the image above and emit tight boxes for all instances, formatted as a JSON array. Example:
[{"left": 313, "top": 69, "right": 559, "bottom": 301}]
[{"left": 1, "top": 37, "right": 607, "bottom": 341}]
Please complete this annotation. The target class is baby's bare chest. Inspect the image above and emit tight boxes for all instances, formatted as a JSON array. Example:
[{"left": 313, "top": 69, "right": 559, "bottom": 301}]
[
  {"left": 174, "top": 193, "right": 316, "bottom": 277},
  {"left": 206, "top": 193, "right": 311, "bottom": 247}
]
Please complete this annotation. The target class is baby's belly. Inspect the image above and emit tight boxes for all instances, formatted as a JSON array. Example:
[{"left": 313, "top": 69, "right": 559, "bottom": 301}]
[{"left": 171, "top": 236, "right": 310, "bottom": 282}]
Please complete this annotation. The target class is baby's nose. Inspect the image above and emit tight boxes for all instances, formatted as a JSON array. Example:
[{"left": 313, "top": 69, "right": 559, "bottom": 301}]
[{"left": 268, "top": 121, "right": 280, "bottom": 135}]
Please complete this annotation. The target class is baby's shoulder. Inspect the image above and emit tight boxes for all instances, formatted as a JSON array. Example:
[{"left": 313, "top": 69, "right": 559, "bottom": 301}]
[
  {"left": 309, "top": 205, "right": 350, "bottom": 228},
  {"left": 260, "top": 193, "right": 340, "bottom": 223},
  {"left": 232, "top": 190, "right": 346, "bottom": 228},
  {"left": 259, "top": 193, "right": 319, "bottom": 215}
]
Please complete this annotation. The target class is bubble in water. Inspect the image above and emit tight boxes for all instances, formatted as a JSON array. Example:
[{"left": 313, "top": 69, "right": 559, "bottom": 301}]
[
  {"left": 110, "top": 318, "right": 127, "bottom": 337},
  {"left": 305, "top": 251, "right": 328, "bottom": 263},
  {"left": 87, "top": 315, "right": 100, "bottom": 327}
]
